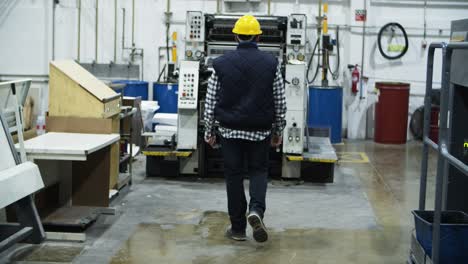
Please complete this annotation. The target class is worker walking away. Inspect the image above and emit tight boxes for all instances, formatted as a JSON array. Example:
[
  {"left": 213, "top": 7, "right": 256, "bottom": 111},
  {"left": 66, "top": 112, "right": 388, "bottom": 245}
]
[{"left": 204, "top": 15, "right": 286, "bottom": 243}]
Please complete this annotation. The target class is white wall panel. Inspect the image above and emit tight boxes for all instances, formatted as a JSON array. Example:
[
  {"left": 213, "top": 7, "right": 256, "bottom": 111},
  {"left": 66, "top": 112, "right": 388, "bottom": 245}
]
[{"left": 0, "top": 0, "right": 467, "bottom": 138}]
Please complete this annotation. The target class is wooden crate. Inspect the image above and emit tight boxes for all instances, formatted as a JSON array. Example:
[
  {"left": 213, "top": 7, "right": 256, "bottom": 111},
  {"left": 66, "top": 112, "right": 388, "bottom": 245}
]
[{"left": 49, "top": 60, "right": 121, "bottom": 119}]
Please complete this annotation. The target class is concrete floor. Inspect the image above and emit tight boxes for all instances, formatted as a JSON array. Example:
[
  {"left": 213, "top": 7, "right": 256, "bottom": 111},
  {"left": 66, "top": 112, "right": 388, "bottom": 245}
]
[{"left": 0, "top": 140, "right": 437, "bottom": 264}]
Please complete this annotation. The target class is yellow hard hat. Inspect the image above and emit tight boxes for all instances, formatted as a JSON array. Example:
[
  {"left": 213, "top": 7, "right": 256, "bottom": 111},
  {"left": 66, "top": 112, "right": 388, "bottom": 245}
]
[{"left": 232, "top": 15, "right": 262, "bottom": 35}]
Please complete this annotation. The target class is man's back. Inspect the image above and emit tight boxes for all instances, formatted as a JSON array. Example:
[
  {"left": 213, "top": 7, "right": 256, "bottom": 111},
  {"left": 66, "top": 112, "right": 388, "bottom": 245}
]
[{"left": 213, "top": 41, "right": 278, "bottom": 131}]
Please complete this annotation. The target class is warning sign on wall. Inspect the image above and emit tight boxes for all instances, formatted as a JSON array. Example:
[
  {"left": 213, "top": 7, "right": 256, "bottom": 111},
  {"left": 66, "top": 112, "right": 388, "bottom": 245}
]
[{"left": 355, "top": 9, "right": 367, "bottom": 22}]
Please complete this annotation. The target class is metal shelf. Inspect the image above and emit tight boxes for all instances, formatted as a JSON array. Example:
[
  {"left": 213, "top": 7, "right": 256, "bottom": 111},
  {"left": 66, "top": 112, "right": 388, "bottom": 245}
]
[
  {"left": 118, "top": 107, "right": 136, "bottom": 188},
  {"left": 412, "top": 42, "right": 468, "bottom": 264}
]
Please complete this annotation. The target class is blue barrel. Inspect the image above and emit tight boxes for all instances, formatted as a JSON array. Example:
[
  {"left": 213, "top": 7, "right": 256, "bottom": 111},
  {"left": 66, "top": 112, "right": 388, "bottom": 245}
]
[
  {"left": 153, "top": 82, "right": 178, "bottom": 113},
  {"left": 308, "top": 86, "right": 343, "bottom": 144},
  {"left": 112, "top": 80, "right": 149, "bottom": 100}
]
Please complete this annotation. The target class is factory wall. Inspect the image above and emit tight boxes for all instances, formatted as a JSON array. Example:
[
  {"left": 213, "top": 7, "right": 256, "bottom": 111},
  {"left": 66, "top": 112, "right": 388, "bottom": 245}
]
[{"left": 1, "top": 0, "right": 467, "bottom": 137}]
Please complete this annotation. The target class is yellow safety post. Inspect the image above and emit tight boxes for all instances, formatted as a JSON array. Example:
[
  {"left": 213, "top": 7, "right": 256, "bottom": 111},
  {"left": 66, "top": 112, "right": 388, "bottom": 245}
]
[
  {"left": 171, "top": 32, "right": 178, "bottom": 63},
  {"left": 323, "top": 2, "right": 329, "bottom": 34}
]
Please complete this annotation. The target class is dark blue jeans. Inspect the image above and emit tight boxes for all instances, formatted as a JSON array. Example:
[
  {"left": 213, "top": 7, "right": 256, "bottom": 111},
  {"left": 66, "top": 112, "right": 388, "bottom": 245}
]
[{"left": 220, "top": 136, "right": 270, "bottom": 232}]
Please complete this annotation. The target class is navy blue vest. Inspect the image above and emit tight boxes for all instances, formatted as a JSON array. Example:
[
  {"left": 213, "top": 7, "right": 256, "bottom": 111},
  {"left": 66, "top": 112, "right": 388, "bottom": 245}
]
[{"left": 213, "top": 42, "right": 278, "bottom": 131}]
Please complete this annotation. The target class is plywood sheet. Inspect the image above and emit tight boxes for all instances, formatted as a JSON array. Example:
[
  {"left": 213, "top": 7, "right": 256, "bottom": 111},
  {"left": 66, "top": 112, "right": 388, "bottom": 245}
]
[
  {"left": 47, "top": 116, "right": 114, "bottom": 134},
  {"left": 72, "top": 147, "right": 110, "bottom": 207},
  {"left": 109, "top": 142, "right": 119, "bottom": 190},
  {"left": 50, "top": 61, "right": 116, "bottom": 101}
]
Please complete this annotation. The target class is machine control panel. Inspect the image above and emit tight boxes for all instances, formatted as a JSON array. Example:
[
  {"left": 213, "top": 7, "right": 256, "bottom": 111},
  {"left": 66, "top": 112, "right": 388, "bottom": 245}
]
[
  {"left": 185, "top": 11, "right": 205, "bottom": 60},
  {"left": 285, "top": 64, "right": 307, "bottom": 111},
  {"left": 186, "top": 11, "right": 204, "bottom": 41},
  {"left": 283, "top": 63, "right": 307, "bottom": 155},
  {"left": 178, "top": 61, "right": 200, "bottom": 109},
  {"left": 283, "top": 110, "right": 305, "bottom": 154},
  {"left": 286, "top": 14, "right": 307, "bottom": 62}
]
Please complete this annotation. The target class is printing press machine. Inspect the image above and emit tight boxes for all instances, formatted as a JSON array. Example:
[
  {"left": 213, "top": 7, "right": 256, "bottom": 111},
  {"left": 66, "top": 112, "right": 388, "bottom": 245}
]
[{"left": 143, "top": 12, "right": 337, "bottom": 181}]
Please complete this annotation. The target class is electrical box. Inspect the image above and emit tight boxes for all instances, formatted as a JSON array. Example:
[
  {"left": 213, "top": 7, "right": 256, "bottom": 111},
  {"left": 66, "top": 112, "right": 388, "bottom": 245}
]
[
  {"left": 286, "top": 14, "right": 307, "bottom": 63},
  {"left": 185, "top": 11, "right": 205, "bottom": 61},
  {"left": 178, "top": 61, "right": 200, "bottom": 110},
  {"left": 283, "top": 110, "right": 305, "bottom": 154},
  {"left": 283, "top": 63, "right": 307, "bottom": 155},
  {"left": 285, "top": 63, "right": 307, "bottom": 111},
  {"left": 177, "top": 60, "right": 200, "bottom": 150}
]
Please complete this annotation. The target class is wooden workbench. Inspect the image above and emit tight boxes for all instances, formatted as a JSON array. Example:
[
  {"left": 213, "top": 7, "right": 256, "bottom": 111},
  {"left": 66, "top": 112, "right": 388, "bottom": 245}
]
[{"left": 19, "top": 132, "right": 119, "bottom": 229}]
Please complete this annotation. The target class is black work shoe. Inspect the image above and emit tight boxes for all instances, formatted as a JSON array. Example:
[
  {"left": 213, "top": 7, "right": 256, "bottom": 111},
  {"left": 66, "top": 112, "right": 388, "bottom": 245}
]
[
  {"left": 225, "top": 227, "right": 246, "bottom": 241},
  {"left": 247, "top": 211, "right": 268, "bottom": 243}
]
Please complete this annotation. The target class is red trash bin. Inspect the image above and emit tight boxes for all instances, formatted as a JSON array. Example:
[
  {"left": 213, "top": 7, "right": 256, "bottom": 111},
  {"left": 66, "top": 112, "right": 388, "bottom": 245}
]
[
  {"left": 429, "top": 106, "right": 440, "bottom": 144},
  {"left": 374, "top": 82, "right": 410, "bottom": 144}
]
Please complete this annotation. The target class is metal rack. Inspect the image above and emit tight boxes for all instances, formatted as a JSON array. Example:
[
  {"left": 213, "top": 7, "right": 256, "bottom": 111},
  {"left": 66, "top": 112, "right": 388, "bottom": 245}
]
[
  {"left": 0, "top": 79, "right": 31, "bottom": 162},
  {"left": 412, "top": 42, "right": 468, "bottom": 264},
  {"left": 118, "top": 107, "right": 137, "bottom": 189}
]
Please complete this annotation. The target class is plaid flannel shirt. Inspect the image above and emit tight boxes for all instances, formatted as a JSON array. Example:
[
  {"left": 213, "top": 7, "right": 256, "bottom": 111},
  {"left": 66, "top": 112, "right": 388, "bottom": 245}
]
[{"left": 204, "top": 65, "right": 286, "bottom": 141}]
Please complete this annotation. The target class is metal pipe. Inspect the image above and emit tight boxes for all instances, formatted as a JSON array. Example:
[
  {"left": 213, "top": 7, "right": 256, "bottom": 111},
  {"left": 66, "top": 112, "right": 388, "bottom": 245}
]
[
  {"left": 267, "top": 0, "right": 271, "bottom": 16},
  {"left": 321, "top": 1, "right": 329, "bottom": 86},
  {"left": 448, "top": 42, "right": 468, "bottom": 50},
  {"left": 370, "top": 0, "right": 468, "bottom": 7},
  {"left": 216, "top": 0, "right": 221, "bottom": 14},
  {"left": 431, "top": 42, "right": 450, "bottom": 264},
  {"left": 114, "top": 0, "right": 118, "bottom": 62},
  {"left": 419, "top": 44, "right": 436, "bottom": 210},
  {"left": 318, "top": 0, "right": 322, "bottom": 23},
  {"left": 423, "top": 0, "right": 427, "bottom": 41},
  {"left": 441, "top": 148, "right": 468, "bottom": 176},
  {"left": 359, "top": 0, "right": 367, "bottom": 97},
  {"left": 52, "top": 0, "right": 56, "bottom": 60},
  {"left": 95, "top": 0, "right": 99, "bottom": 62},
  {"left": 0, "top": 74, "right": 49, "bottom": 78},
  {"left": 132, "top": 0, "right": 135, "bottom": 46},
  {"left": 141, "top": 50, "right": 144, "bottom": 80},
  {"left": 122, "top": 8, "right": 126, "bottom": 49},
  {"left": 77, "top": 0, "right": 81, "bottom": 61},
  {"left": 423, "top": 137, "right": 438, "bottom": 150}
]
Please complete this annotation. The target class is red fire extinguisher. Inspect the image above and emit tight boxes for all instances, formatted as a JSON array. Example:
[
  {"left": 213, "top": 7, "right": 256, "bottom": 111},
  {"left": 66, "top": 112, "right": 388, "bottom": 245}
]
[{"left": 351, "top": 65, "right": 360, "bottom": 94}]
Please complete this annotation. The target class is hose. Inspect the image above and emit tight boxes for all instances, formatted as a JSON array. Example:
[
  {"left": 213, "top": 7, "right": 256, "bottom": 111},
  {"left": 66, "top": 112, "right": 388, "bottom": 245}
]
[
  {"left": 157, "top": 64, "right": 167, "bottom": 83},
  {"left": 328, "top": 26, "right": 340, "bottom": 80},
  {"left": 165, "top": 22, "right": 170, "bottom": 82},
  {"left": 306, "top": 38, "right": 320, "bottom": 84},
  {"left": 377, "top": 22, "right": 409, "bottom": 60}
]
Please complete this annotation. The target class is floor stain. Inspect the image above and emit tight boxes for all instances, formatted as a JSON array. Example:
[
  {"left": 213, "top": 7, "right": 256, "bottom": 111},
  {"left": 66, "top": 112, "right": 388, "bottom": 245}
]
[
  {"left": 10, "top": 244, "right": 83, "bottom": 263},
  {"left": 111, "top": 211, "right": 408, "bottom": 264}
]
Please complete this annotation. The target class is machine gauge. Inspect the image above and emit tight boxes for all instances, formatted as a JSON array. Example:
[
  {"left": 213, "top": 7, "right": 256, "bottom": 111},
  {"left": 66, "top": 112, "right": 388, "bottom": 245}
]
[
  {"left": 288, "top": 53, "right": 295, "bottom": 61},
  {"left": 297, "top": 53, "right": 305, "bottom": 61},
  {"left": 293, "top": 45, "right": 300, "bottom": 52},
  {"left": 292, "top": 77, "right": 300, "bottom": 86},
  {"left": 195, "top": 50, "right": 203, "bottom": 59},
  {"left": 186, "top": 50, "right": 193, "bottom": 58}
]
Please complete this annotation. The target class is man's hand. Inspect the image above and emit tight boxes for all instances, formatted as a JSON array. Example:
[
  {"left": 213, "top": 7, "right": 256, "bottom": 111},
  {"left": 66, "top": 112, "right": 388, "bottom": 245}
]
[
  {"left": 271, "top": 135, "right": 282, "bottom": 147},
  {"left": 205, "top": 135, "right": 217, "bottom": 148}
]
